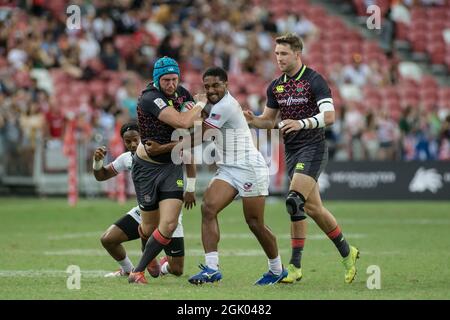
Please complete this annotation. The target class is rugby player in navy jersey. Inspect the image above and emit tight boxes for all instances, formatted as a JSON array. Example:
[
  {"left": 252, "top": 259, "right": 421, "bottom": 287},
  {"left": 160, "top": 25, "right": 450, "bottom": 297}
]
[
  {"left": 244, "top": 34, "right": 359, "bottom": 284},
  {"left": 93, "top": 122, "right": 186, "bottom": 278},
  {"left": 128, "top": 57, "right": 204, "bottom": 284}
]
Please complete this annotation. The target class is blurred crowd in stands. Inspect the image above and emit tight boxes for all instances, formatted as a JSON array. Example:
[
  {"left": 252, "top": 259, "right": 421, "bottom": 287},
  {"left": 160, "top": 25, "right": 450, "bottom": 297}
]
[{"left": 0, "top": 0, "right": 449, "bottom": 177}]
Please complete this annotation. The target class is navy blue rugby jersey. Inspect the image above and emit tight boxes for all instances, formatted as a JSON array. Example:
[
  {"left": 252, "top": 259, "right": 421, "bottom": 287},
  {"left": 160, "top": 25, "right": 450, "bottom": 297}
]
[
  {"left": 137, "top": 82, "right": 193, "bottom": 162},
  {"left": 266, "top": 64, "right": 332, "bottom": 150}
]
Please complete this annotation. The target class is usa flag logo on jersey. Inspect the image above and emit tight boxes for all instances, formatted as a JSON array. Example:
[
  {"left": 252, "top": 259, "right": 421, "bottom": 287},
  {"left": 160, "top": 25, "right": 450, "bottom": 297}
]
[
  {"left": 243, "top": 182, "right": 253, "bottom": 191},
  {"left": 211, "top": 113, "right": 221, "bottom": 120}
]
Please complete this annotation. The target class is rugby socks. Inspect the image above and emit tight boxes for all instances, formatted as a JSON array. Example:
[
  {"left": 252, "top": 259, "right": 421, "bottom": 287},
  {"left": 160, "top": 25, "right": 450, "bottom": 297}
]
[
  {"left": 205, "top": 251, "right": 219, "bottom": 271},
  {"left": 268, "top": 255, "right": 283, "bottom": 276},
  {"left": 290, "top": 238, "right": 305, "bottom": 268},
  {"left": 134, "top": 229, "right": 171, "bottom": 272},
  {"left": 327, "top": 225, "right": 350, "bottom": 258},
  {"left": 118, "top": 256, "right": 134, "bottom": 273}
]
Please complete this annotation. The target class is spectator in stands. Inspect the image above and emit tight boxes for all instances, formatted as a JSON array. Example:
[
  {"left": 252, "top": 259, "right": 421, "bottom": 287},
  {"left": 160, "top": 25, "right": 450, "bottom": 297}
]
[
  {"left": 44, "top": 99, "right": 65, "bottom": 149},
  {"left": 7, "top": 38, "right": 27, "bottom": 70},
  {"left": 341, "top": 53, "right": 371, "bottom": 87},
  {"left": 100, "top": 40, "right": 124, "bottom": 71},
  {"left": 361, "top": 112, "right": 379, "bottom": 160},
  {"left": 19, "top": 102, "right": 44, "bottom": 174},
  {"left": 377, "top": 110, "right": 399, "bottom": 160},
  {"left": 344, "top": 102, "right": 365, "bottom": 160},
  {"left": 390, "top": 0, "right": 411, "bottom": 25},
  {"left": 438, "top": 115, "right": 450, "bottom": 160}
]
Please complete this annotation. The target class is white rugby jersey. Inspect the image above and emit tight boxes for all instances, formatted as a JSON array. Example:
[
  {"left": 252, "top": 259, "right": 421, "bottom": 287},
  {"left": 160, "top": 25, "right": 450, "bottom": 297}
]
[
  {"left": 109, "top": 151, "right": 133, "bottom": 174},
  {"left": 203, "top": 92, "right": 263, "bottom": 166}
]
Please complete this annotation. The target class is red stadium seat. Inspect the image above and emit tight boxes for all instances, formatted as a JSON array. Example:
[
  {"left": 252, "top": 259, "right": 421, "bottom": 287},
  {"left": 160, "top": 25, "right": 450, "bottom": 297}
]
[{"left": 395, "top": 22, "right": 409, "bottom": 41}]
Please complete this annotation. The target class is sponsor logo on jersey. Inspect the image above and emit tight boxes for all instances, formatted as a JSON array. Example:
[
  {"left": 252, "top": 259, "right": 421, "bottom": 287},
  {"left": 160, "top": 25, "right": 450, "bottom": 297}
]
[
  {"left": 276, "top": 85, "right": 284, "bottom": 93},
  {"left": 177, "top": 179, "right": 184, "bottom": 188},
  {"left": 277, "top": 96, "right": 309, "bottom": 106},
  {"left": 154, "top": 98, "right": 167, "bottom": 109},
  {"left": 296, "top": 163, "right": 305, "bottom": 170}
]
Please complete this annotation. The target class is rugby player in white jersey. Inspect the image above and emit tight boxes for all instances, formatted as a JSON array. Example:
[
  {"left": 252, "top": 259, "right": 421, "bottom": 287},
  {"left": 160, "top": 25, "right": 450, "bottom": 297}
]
[
  {"left": 187, "top": 67, "right": 287, "bottom": 286},
  {"left": 92, "top": 122, "right": 186, "bottom": 278}
]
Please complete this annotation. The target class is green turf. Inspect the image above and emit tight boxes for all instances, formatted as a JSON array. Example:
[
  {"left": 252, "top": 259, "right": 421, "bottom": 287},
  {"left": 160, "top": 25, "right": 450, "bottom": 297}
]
[{"left": 0, "top": 198, "right": 449, "bottom": 300}]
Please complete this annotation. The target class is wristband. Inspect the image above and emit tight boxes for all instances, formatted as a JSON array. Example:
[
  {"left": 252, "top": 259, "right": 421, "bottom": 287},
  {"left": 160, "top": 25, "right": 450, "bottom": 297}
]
[
  {"left": 298, "top": 119, "right": 307, "bottom": 129},
  {"left": 185, "top": 177, "right": 196, "bottom": 192},
  {"left": 195, "top": 102, "right": 206, "bottom": 110},
  {"left": 93, "top": 158, "right": 104, "bottom": 171}
]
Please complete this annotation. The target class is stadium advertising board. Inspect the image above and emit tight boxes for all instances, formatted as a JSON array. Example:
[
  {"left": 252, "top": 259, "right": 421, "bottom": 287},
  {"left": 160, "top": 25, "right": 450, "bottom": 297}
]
[{"left": 319, "top": 162, "right": 450, "bottom": 200}]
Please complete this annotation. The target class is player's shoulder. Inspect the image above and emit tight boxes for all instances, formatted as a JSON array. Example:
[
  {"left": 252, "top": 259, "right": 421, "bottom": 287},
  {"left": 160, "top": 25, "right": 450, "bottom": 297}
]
[
  {"left": 268, "top": 74, "right": 284, "bottom": 89},
  {"left": 139, "top": 83, "right": 164, "bottom": 102},
  {"left": 115, "top": 151, "right": 132, "bottom": 163},
  {"left": 176, "top": 85, "right": 192, "bottom": 98},
  {"left": 305, "top": 66, "right": 326, "bottom": 83},
  {"left": 217, "top": 92, "right": 240, "bottom": 110}
]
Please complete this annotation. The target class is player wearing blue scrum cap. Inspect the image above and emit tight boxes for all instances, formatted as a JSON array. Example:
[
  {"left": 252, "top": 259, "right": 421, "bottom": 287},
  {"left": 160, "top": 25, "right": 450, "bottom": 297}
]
[{"left": 128, "top": 56, "right": 204, "bottom": 284}]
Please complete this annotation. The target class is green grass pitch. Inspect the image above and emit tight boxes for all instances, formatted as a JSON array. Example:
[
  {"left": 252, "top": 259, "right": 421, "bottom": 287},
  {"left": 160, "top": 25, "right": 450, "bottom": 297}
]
[{"left": 0, "top": 198, "right": 449, "bottom": 300}]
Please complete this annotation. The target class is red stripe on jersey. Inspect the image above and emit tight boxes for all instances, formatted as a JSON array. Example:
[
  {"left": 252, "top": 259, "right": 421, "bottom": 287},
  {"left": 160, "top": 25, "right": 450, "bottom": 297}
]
[
  {"left": 108, "top": 163, "right": 118, "bottom": 175},
  {"left": 204, "top": 120, "right": 219, "bottom": 129}
]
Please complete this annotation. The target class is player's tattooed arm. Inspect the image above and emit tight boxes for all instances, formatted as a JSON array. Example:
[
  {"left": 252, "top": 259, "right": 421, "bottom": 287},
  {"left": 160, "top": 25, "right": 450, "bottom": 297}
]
[{"left": 92, "top": 146, "right": 117, "bottom": 181}]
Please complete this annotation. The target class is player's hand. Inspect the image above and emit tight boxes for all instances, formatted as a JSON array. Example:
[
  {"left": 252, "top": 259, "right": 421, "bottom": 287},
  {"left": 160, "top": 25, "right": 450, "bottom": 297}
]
[
  {"left": 279, "top": 119, "right": 304, "bottom": 135},
  {"left": 144, "top": 140, "right": 162, "bottom": 156},
  {"left": 243, "top": 110, "right": 255, "bottom": 125},
  {"left": 183, "top": 191, "right": 196, "bottom": 210},
  {"left": 193, "top": 93, "right": 207, "bottom": 104},
  {"left": 93, "top": 146, "right": 107, "bottom": 161}
]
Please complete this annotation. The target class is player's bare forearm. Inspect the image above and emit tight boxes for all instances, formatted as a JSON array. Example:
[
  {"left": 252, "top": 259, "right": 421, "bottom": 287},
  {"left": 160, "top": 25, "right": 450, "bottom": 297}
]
[
  {"left": 244, "top": 107, "right": 278, "bottom": 129},
  {"left": 185, "top": 163, "right": 196, "bottom": 178},
  {"left": 323, "top": 110, "right": 335, "bottom": 126},
  {"left": 251, "top": 116, "right": 277, "bottom": 129},
  {"left": 93, "top": 167, "right": 116, "bottom": 181},
  {"left": 93, "top": 146, "right": 116, "bottom": 181}
]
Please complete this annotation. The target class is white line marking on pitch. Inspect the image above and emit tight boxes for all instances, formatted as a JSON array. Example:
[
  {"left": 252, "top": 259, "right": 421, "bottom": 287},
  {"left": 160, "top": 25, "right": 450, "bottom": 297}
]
[
  {"left": 0, "top": 270, "right": 111, "bottom": 278},
  {"left": 48, "top": 232, "right": 368, "bottom": 241}
]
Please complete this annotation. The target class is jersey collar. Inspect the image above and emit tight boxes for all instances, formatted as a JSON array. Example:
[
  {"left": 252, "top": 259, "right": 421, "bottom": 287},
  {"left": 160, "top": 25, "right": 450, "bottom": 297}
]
[{"left": 283, "top": 64, "right": 306, "bottom": 83}]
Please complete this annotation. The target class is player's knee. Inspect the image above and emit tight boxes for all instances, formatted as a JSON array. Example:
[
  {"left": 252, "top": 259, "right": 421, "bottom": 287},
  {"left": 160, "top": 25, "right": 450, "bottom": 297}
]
[
  {"left": 138, "top": 224, "right": 151, "bottom": 240},
  {"left": 245, "top": 217, "right": 262, "bottom": 233},
  {"left": 286, "top": 190, "right": 307, "bottom": 222},
  {"left": 100, "top": 233, "right": 116, "bottom": 248},
  {"left": 165, "top": 221, "right": 178, "bottom": 235},
  {"left": 304, "top": 203, "right": 322, "bottom": 218},
  {"left": 201, "top": 202, "right": 217, "bottom": 220}
]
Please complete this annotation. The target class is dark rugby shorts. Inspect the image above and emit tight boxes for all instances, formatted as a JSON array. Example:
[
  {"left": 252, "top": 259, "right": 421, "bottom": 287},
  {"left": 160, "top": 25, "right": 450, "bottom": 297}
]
[
  {"left": 132, "top": 155, "right": 184, "bottom": 211},
  {"left": 285, "top": 140, "right": 328, "bottom": 181}
]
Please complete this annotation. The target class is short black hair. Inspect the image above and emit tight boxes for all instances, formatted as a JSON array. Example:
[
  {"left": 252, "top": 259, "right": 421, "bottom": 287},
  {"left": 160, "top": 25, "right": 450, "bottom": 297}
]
[
  {"left": 120, "top": 121, "right": 139, "bottom": 137},
  {"left": 202, "top": 67, "right": 228, "bottom": 82}
]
